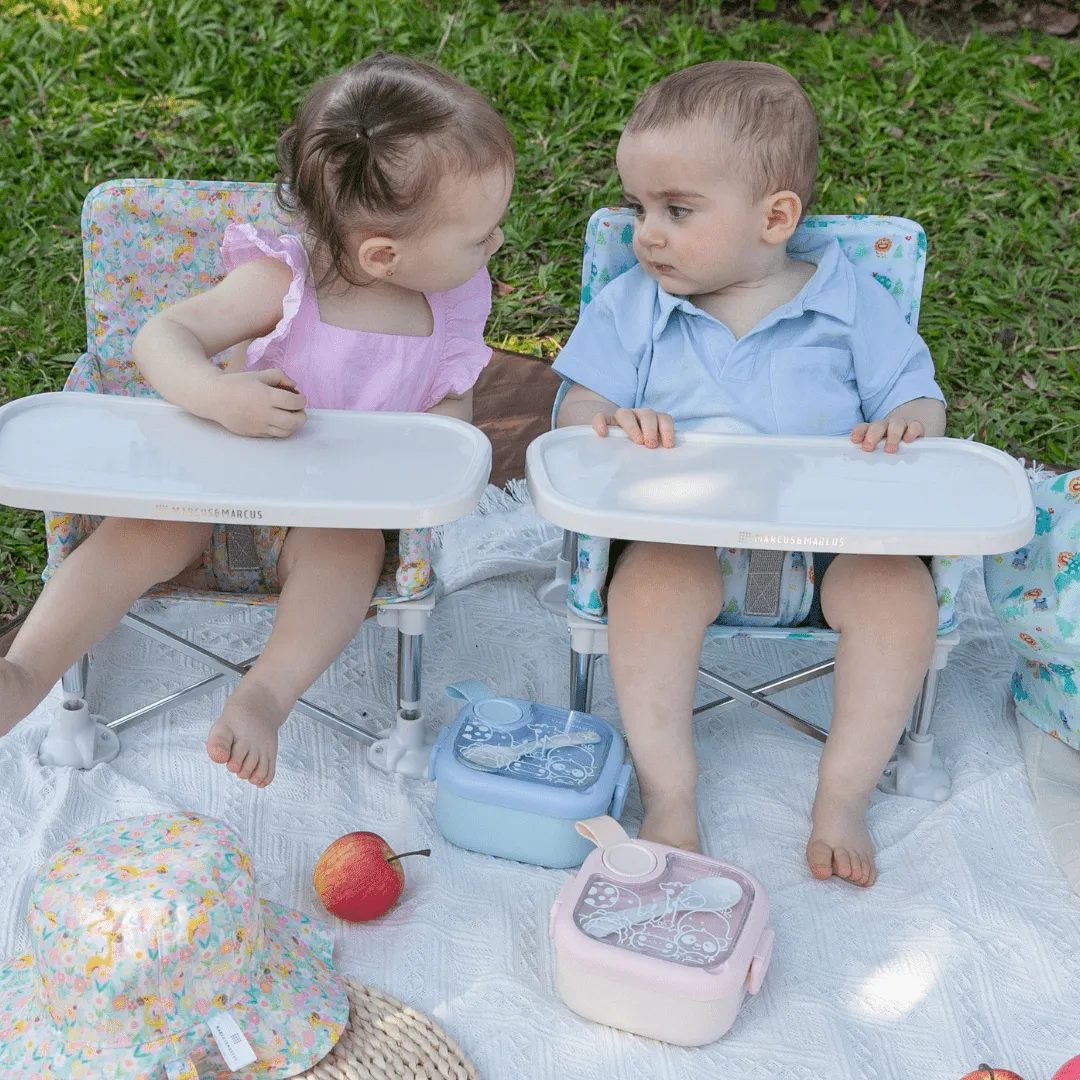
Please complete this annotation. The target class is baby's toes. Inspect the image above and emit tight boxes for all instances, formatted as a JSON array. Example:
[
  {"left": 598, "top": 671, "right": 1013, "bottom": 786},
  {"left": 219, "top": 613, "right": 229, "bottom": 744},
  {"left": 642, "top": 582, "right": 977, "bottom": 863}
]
[
  {"left": 206, "top": 727, "right": 234, "bottom": 765},
  {"left": 238, "top": 747, "right": 261, "bottom": 781},
  {"left": 846, "top": 852, "right": 866, "bottom": 885},
  {"left": 225, "top": 740, "right": 249, "bottom": 776},
  {"left": 806, "top": 840, "right": 835, "bottom": 880},
  {"left": 251, "top": 754, "right": 274, "bottom": 788},
  {"left": 847, "top": 852, "right": 875, "bottom": 888},
  {"left": 832, "top": 846, "right": 853, "bottom": 881}
]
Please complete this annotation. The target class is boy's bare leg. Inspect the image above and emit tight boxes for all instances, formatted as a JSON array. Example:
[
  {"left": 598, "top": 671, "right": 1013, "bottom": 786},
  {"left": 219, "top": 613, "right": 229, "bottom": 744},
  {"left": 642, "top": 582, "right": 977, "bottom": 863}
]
[
  {"left": 206, "top": 527, "right": 384, "bottom": 787},
  {"left": 607, "top": 541, "right": 724, "bottom": 851},
  {"left": 809, "top": 554, "right": 937, "bottom": 886},
  {"left": 0, "top": 518, "right": 214, "bottom": 734}
]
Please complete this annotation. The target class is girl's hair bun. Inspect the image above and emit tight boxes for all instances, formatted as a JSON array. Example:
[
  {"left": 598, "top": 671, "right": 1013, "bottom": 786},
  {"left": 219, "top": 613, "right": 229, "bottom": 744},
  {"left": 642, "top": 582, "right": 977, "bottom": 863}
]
[{"left": 276, "top": 52, "right": 514, "bottom": 285}]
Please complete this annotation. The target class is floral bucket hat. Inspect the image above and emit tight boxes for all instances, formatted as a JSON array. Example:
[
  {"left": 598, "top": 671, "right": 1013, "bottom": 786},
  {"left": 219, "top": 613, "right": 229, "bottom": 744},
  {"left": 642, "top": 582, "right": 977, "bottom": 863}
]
[{"left": 0, "top": 811, "right": 348, "bottom": 1080}]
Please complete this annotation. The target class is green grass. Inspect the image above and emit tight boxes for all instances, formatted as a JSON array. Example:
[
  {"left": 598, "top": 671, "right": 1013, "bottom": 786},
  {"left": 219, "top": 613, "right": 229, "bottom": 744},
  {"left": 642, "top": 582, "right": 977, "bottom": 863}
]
[{"left": 1, "top": 0, "right": 1078, "bottom": 614}]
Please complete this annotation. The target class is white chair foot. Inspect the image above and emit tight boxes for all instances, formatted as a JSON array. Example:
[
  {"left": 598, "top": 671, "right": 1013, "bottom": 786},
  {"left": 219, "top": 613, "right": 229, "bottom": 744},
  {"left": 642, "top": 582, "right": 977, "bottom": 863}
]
[
  {"left": 537, "top": 557, "right": 572, "bottom": 614},
  {"left": 39, "top": 698, "right": 120, "bottom": 770},
  {"left": 878, "top": 733, "right": 951, "bottom": 801},
  {"left": 367, "top": 709, "right": 432, "bottom": 779}
]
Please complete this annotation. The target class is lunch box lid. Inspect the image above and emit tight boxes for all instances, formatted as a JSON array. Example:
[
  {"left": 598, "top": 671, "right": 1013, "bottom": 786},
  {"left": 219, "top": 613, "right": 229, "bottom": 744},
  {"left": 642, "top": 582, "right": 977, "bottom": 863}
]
[
  {"left": 568, "top": 848, "right": 757, "bottom": 971},
  {"left": 429, "top": 683, "right": 628, "bottom": 819}
]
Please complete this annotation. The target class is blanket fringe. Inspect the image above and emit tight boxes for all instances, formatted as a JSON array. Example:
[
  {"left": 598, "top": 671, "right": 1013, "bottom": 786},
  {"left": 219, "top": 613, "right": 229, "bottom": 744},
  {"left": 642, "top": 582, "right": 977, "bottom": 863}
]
[
  {"left": 1017, "top": 458, "right": 1068, "bottom": 485},
  {"left": 431, "top": 479, "right": 533, "bottom": 548},
  {"left": 471, "top": 478, "right": 532, "bottom": 516}
]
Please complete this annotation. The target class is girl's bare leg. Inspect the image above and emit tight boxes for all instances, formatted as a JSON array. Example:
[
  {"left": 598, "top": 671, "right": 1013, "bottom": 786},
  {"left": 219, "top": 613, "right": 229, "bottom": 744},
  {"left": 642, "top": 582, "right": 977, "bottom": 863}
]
[
  {"left": 0, "top": 518, "right": 214, "bottom": 734},
  {"left": 808, "top": 554, "right": 937, "bottom": 886},
  {"left": 607, "top": 542, "right": 724, "bottom": 851},
  {"left": 206, "top": 527, "right": 384, "bottom": 786}
]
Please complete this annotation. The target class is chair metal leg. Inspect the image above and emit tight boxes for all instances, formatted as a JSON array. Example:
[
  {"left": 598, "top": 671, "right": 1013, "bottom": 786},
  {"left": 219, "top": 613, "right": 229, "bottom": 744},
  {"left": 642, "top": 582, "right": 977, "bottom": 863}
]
[
  {"left": 398, "top": 630, "right": 423, "bottom": 721},
  {"left": 561, "top": 528, "right": 577, "bottom": 564},
  {"left": 115, "top": 612, "right": 380, "bottom": 742},
  {"left": 570, "top": 647, "right": 595, "bottom": 713},
  {"left": 878, "top": 666, "right": 951, "bottom": 801},
  {"left": 368, "top": 601, "right": 433, "bottom": 778},
  {"left": 41, "top": 653, "right": 119, "bottom": 769},
  {"left": 694, "top": 660, "right": 835, "bottom": 720},
  {"left": 538, "top": 530, "right": 578, "bottom": 612},
  {"left": 109, "top": 665, "right": 253, "bottom": 729},
  {"left": 381, "top": 600, "right": 430, "bottom": 721},
  {"left": 696, "top": 664, "right": 831, "bottom": 744},
  {"left": 61, "top": 655, "right": 90, "bottom": 700},
  {"left": 908, "top": 666, "right": 941, "bottom": 739}
]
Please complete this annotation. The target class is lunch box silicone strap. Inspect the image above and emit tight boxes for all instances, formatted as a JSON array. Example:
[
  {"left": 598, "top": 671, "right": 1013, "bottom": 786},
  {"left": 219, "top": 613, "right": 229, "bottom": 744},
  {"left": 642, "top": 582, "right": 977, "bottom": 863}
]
[
  {"left": 445, "top": 680, "right": 497, "bottom": 704},
  {"left": 575, "top": 816, "right": 631, "bottom": 850}
]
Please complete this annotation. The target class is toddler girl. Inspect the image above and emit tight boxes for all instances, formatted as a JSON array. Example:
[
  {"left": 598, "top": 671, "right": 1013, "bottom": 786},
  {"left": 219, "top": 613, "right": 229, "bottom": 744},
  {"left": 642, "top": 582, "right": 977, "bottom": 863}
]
[{"left": 0, "top": 53, "right": 514, "bottom": 786}]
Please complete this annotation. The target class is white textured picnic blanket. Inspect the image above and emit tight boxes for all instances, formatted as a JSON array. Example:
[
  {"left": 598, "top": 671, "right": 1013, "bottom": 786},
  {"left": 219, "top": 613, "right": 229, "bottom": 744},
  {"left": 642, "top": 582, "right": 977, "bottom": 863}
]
[{"left": 1, "top": 485, "right": 1077, "bottom": 1079}]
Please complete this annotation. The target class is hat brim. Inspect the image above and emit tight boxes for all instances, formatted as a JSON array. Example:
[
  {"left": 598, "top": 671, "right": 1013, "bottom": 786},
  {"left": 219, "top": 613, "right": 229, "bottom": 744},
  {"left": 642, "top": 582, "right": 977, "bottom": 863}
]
[{"left": 0, "top": 899, "right": 348, "bottom": 1080}]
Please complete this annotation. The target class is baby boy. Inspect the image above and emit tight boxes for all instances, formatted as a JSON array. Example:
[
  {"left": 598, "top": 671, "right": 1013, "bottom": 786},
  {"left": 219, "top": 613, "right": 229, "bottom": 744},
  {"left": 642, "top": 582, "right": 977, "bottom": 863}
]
[{"left": 554, "top": 60, "right": 946, "bottom": 886}]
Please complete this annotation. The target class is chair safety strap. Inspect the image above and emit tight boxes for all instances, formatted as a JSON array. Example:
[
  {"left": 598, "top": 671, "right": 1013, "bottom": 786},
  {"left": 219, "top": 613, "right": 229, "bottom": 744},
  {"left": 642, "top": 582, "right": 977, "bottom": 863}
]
[
  {"left": 744, "top": 549, "right": 787, "bottom": 618},
  {"left": 224, "top": 525, "right": 260, "bottom": 572}
]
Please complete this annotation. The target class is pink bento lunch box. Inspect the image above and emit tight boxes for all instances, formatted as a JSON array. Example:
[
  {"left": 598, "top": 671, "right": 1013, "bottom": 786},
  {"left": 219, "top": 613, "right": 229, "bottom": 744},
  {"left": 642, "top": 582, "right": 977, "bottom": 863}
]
[{"left": 548, "top": 816, "right": 773, "bottom": 1046}]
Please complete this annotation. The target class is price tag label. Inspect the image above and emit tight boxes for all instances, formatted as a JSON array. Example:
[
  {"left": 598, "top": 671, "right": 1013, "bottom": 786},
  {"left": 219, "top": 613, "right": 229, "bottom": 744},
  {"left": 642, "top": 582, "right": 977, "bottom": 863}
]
[{"left": 207, "top": 1010, "right": 257, "bottom": 1071}]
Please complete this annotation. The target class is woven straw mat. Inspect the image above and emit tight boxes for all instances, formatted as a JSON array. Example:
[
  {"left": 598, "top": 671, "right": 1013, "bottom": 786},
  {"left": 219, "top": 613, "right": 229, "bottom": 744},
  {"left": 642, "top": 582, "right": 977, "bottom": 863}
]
[{"left": 291, "top": 976, "right": 479, "bottom": 1080}]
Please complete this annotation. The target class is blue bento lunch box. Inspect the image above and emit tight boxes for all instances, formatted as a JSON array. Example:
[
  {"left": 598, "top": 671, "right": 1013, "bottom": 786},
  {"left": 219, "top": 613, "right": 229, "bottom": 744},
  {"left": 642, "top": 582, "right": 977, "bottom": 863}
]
[{"left": 428, "top": 681, "right": 633, "bottom": 868}]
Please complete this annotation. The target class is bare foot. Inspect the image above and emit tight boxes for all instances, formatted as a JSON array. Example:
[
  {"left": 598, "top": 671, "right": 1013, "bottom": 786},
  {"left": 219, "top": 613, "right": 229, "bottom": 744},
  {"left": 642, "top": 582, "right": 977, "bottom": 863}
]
[
  {"left": 0, "top": 657, "right": 51, "bottom": 736},
  {"left": 206, "top": 680, "right": 290, "bottom": 787},
  {"left": 638, "top": 789, "right": 701, "bottom": 852},
  {"left": 807, "top": 787, "right": 876, "bottom": 887}
]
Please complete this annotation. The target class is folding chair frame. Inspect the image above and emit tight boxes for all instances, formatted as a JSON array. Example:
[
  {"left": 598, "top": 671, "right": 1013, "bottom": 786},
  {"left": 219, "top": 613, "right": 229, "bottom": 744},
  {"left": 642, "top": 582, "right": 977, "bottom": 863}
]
[{"left": 58, "top": 597, "right": 434, "bottom": 746}]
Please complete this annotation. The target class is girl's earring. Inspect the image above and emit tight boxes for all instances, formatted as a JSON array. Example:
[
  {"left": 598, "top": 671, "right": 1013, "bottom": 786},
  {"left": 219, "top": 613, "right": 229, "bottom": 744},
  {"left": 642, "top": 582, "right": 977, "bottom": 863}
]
[{"left": 386, "top": 269, "right": 393, "bottom": 277}]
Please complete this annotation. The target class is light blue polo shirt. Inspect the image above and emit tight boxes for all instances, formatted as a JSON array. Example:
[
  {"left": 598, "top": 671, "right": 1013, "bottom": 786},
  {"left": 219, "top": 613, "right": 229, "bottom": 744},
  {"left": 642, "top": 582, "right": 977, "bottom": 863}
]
[{"left": 552, "top": 237, "right": 945, "bottom": 436}]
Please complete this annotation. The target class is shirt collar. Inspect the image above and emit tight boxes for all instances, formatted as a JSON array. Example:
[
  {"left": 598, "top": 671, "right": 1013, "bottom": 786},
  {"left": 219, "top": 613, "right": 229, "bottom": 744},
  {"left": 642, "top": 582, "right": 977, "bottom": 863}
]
[
  {"left": 652, "top": 235, "right": 857, "bottom": 339},
  {"left": 792, "top": 235, "right": 858, "bottom": 324},
  {"left": 653, "top": 288, "right": 701, "bottom": 339}
]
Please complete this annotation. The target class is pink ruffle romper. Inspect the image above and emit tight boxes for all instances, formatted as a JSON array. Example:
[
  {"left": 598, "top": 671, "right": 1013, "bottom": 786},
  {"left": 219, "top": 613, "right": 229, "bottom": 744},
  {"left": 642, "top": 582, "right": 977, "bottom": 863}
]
[
  {"left": 221, "top": 222, "right": 493, "bottom": 411},
  {"left": 199, "top": 223, "right": 493, "bottom": 591}
]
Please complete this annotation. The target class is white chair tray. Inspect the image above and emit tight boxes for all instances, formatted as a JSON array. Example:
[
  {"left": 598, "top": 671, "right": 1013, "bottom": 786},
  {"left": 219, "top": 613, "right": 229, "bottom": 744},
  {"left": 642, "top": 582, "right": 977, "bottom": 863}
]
[
  {"left": 0, "top": 393, "right": 492, "bottom": 528},
  {"left": 526, "top": 428, "right": 1033, "bottom": 555}
]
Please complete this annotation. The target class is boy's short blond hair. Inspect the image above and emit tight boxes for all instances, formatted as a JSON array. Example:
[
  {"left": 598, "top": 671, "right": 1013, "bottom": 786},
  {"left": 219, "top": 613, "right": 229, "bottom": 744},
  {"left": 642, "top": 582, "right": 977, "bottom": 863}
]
[{"left": 624, "top": 60, "right": 818, "bottom": 210}]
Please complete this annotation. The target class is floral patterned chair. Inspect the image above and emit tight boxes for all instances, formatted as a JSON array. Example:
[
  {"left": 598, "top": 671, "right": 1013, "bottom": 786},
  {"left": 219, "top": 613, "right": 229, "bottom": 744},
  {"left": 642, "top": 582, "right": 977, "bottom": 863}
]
[{"left": 47, "top": 178, "right": 439, "bottom": 757}]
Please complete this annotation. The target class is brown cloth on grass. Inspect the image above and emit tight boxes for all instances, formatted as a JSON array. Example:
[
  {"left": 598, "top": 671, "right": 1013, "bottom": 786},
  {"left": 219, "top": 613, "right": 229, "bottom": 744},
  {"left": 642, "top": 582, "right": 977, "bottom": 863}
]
[{"left": 472, "top": 349, "right": 561, "bottom": 487}]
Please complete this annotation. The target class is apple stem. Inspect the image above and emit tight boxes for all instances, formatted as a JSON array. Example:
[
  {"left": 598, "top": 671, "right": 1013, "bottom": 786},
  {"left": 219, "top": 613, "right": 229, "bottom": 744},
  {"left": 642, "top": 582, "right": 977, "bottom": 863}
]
[{"left": 386, "top": 848, "right": 431, "bottom": 864}]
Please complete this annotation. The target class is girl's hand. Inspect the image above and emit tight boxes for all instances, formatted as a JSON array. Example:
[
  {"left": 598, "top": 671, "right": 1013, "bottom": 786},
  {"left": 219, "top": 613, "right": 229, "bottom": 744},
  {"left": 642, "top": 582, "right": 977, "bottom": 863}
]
[
  {"left": 212, "top": 369, "right": 307, "bottom": 438},
  {"left": 593, "top": 407, "right": 675, "bottom": 449},
  {"left": 850, "top": 416, "right": 924, "bottom": 454}
]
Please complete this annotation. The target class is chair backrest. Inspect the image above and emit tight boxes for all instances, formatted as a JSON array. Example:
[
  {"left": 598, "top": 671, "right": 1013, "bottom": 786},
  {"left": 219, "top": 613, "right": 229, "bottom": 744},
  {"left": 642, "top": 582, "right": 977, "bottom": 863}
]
[
  {"left": 579, "top": 208, "right": 927, "bottom": 328},
  {"left": 79, "top": 178, "right": 283, "bottom": 394},
  {"left": 53, "top": 178, "right": 435, "bottom": 601}
]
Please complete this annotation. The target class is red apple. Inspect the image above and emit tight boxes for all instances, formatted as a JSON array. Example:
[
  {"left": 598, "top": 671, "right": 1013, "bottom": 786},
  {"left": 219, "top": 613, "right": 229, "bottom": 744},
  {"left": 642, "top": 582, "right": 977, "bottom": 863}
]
[
  {"left": 959, "top": 1067, "right": 1025, "bottom": 1080},
  {"left": 312, "top": 832, "right": 429, "bottom": 922},
  {"left": 1054, "top": 1057, "right": 1080, "bottom": 1080}
]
